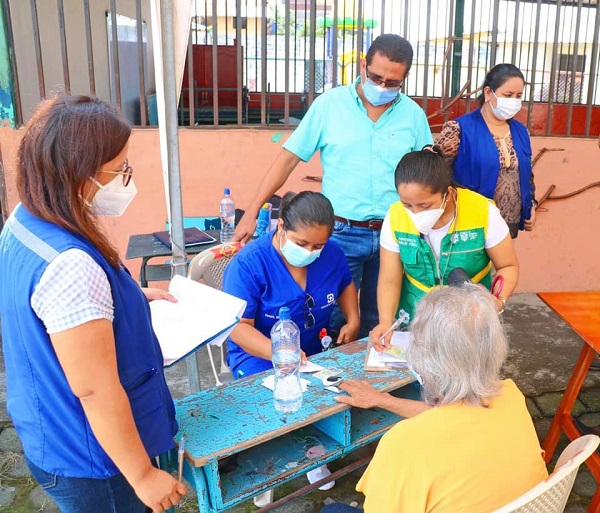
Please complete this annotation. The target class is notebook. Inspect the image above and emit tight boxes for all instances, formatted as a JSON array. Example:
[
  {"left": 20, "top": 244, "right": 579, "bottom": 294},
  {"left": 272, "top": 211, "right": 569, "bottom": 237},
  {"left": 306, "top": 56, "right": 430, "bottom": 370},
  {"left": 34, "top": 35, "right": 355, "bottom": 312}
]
[
  {"left": 152, "top": 227, "right": 216, "bottom": 249},
  {"left": 149, "top": 275, "right": 247, "bottom": 367}
]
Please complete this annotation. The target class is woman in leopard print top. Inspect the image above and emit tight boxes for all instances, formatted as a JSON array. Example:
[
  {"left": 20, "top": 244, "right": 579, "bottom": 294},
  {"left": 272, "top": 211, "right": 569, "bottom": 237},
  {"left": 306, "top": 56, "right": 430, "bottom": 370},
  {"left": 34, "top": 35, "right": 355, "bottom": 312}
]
[{"left": 436, "top": 64, "right": 537, "bottom": 239}]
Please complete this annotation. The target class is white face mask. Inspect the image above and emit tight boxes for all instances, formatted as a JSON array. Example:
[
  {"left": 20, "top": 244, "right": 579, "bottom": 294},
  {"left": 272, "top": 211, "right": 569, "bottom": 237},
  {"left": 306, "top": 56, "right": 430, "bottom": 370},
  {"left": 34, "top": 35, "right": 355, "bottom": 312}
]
[
  {"left": 85, "top": 175, "right": 137, "bottom": 216},
  {"left": 279, "top": 231, "right": 322, "bottom": 267},
  {"left": 490, "top": 91, "right": 522, "bottom": 120},
  {"left": 405, "top": 193, "right": 448, "bottom": 235}
]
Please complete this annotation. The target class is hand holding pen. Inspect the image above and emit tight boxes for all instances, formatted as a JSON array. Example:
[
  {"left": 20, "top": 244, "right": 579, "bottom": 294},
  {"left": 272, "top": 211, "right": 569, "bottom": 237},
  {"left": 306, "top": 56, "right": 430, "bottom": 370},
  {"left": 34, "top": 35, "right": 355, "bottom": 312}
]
[
  {"left": 369, "top": 318, "right": 402, "bottom": 352},
  {"left": 369, "top": 310, "right": 410, "bottom": 352}
]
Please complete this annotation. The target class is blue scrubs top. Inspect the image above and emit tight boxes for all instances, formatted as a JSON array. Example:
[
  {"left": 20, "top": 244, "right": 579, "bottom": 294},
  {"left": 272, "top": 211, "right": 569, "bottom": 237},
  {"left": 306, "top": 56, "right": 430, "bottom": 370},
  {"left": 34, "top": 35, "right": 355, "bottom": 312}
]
[{"left": 223, "top": 232, "right": 352, "bottom": 378}]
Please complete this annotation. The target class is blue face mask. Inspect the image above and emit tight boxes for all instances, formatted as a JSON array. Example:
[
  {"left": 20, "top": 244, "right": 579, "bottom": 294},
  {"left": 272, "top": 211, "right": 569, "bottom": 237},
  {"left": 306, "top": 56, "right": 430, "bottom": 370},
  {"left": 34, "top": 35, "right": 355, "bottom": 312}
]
[
  {"left": 280, "top": 231, "right": 322, "bottom": 267},
  {"left": 362, "top": 77, "right": 400, "bottom": 106}
]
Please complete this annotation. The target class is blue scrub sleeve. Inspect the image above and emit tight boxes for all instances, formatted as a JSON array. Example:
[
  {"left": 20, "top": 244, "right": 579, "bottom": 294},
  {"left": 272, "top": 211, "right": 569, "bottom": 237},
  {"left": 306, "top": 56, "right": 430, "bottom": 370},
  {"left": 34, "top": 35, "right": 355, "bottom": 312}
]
[{"left": 222, "top": 257, "right": 260, "bottom": 320}]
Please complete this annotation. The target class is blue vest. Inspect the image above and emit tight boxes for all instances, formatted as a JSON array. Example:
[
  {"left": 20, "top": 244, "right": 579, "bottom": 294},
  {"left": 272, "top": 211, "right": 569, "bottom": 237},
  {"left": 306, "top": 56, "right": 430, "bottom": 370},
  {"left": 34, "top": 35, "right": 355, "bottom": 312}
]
[
  {"left": 454, "top": 109, "right": 533, "bottom": 230},
  {"left": 0, "top": 204, "right": 177, "bottom": 478}
]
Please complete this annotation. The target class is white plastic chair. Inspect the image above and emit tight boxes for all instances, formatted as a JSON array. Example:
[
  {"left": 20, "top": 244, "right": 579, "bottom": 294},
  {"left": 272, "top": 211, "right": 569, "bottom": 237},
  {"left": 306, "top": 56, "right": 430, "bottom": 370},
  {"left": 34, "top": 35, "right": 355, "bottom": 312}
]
[
  {"left": 493, "top": 434, "right": 600, "bottom": 513},
  {"left": 188, "top": 242, "right": 243, "bottom": 386}
]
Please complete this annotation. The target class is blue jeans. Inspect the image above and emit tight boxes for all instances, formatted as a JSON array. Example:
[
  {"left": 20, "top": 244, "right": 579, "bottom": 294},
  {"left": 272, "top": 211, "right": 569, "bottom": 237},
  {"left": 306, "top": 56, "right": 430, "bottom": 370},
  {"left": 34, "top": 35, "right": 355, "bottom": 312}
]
[
  {"left": 321, "top": 504, "right": 363, "bottom": 513},
  {"left": 26, "top": 458, "right": 147, "bottom": 513},
  {"left": 330, "top": 222, "right": 381, "bottom": 339}
]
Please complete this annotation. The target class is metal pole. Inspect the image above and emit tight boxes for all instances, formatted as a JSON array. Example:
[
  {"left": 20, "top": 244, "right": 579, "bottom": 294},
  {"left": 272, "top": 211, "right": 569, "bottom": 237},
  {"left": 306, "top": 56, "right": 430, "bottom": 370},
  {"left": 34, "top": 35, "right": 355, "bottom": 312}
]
[
  {"left": 57, "top": 0, "right": 70, "bottom": 95},
  {"left": 308, "top": 0, "right": 317, "bottom": 105},
  {"left": 159, "top": 0, "right": 200, "bottom": 392},
  {"left": 83, "top": 0, "right": 96, "bottom": 95},
  {"left": 109, "top": 0, "right": 122, "bottom": 110},
  {"left": 451, "top": 0, "right": 465, "bottom": 97},
  {"left": 585, "top": 1, "right": 600, "bottom": 137},
  {"left": 489, "top": 0, "right": 500, "bottom": 67},
  {"left": 136, "top": 0, "right": 148, "bottom": 126},
  {"left": 526, "top": 0, "right": 542, "bottom": 131},
  {"left": 1, "top": 0, "right": 22, "bottom": 125},
  {"left": 30, "top": 0, "right": 45, "bottom": 100},
  {"left": 464, "top": 0, "right": 477, "bottom": 113},
  {"left": 566, "top": 0, "right": 583, "bottom": 136},
  {"left": 211, "top": 0, "right": 219, "bottom": 126},
  {"left": 284, "top": 0, "right": 290, "bottom": 125}
]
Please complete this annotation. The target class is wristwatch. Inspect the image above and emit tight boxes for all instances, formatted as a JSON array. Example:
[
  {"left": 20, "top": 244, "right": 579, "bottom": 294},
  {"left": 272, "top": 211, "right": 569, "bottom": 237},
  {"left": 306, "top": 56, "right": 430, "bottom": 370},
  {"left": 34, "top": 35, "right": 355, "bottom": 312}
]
[{"left": 498, "top": 295, "right": 507, "bottom": 314}]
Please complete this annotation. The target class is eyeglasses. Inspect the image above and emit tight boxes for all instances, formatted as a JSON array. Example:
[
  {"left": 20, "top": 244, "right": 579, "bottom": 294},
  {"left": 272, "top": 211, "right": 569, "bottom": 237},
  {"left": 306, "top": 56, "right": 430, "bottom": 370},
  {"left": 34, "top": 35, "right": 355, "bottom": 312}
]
[
  {"left": 101, "top": 159, "right": 134, "bottom": 187},
  {"left": 365, "top": 66, "right": 403, "bottom": 90},
  {"left": 304, "top": 293, "right": 316, "bottom": 330}
]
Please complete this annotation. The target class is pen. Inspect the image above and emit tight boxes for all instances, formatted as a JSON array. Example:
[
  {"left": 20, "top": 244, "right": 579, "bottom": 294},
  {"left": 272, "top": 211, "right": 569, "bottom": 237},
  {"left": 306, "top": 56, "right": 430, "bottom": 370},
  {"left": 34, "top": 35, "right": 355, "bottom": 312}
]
[
  {"left": 379, "top": 318, "right": 403, "bottom": 346},
  {"left": 177, "top": 436, "right": 185, "bottom": 484}
]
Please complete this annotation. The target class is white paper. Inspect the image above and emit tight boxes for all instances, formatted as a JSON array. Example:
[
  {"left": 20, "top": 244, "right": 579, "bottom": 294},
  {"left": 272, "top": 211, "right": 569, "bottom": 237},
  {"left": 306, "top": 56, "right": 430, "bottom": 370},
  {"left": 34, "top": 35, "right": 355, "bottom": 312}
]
[
  {"left": 366, "top": 331, "right": 414, "bottom": 368},
  {"left": 299, "top": 361, "right": 326, "bottom": 373},
  {"left": 261, "top": 374, "right": 309, "bottom": 392},
  {"left": 149, "top": 275, "right": 247, "bottom": 367}
]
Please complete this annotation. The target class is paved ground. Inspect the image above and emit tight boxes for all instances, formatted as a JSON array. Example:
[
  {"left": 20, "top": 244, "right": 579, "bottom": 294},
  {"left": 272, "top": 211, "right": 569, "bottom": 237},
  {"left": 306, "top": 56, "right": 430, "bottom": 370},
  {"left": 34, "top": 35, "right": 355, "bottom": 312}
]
[{"left": 0, "top": 293, "right": 598, "bottom": 512}]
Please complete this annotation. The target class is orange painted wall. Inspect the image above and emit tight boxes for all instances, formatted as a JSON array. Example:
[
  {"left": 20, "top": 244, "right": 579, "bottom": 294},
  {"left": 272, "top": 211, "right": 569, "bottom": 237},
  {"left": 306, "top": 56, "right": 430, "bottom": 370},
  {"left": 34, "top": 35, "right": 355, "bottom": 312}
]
[{"left": 1, "top": 127, "right": 598, "bottom": 292}]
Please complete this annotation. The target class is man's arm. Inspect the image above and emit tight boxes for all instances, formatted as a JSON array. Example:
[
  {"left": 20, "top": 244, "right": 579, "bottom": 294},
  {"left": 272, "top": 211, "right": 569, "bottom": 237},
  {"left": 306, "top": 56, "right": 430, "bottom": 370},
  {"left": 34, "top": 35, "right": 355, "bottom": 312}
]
[{"left": 233, "top": 149, "right": 301, "bottom": 243}]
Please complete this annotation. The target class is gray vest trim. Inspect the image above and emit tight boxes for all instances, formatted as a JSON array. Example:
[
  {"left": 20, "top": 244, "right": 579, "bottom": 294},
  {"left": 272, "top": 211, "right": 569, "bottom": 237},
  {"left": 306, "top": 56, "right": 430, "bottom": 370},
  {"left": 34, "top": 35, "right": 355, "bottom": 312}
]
[{"left": 7, "top": 215, "right": 59, "bottom": 263}]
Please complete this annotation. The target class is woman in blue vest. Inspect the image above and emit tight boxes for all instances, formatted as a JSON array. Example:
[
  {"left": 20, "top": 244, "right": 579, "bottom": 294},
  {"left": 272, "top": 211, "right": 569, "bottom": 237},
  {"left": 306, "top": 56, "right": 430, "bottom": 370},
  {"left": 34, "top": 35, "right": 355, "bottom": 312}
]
[
  {"left": 0, "top": 96, "right": 186, "bottom": 512},
  {"left": 437, "top": 64, "right": 537, "bottom": 239}
]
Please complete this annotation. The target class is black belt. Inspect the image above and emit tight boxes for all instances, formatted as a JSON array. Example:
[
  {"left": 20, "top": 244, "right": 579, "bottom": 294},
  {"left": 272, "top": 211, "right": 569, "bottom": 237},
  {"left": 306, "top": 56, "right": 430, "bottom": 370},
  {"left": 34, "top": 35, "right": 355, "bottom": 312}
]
[{"left": 334, "top": 216, "right": 383, "bottom": 231}]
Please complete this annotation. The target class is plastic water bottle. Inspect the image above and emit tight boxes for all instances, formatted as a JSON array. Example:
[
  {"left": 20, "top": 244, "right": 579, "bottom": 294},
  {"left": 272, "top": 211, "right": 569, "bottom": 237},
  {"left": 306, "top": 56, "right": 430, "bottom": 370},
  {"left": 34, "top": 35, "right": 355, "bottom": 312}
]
[
  {"left": 271, "top": 307, "right": 303, "bottom": 415},
  {"left": 253, "top": 202, "right": 272, "bottom": 238},
  {"left": 219, "top": 187, "right": 235, "bottom": 243}
]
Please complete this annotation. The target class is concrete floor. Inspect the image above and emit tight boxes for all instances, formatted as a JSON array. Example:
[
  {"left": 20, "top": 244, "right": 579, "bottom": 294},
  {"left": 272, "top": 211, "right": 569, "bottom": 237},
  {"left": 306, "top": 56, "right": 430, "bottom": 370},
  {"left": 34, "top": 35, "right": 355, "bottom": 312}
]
[{"left": 0, "top": 292, "right": 598, "bottom": 511}]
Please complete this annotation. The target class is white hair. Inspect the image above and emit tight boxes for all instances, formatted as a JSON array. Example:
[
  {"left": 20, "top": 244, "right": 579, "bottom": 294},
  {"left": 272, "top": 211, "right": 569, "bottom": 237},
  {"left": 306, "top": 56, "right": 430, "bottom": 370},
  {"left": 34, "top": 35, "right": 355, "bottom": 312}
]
[{"left": 406, "top": 284, "right": 508, "bottom": 407}]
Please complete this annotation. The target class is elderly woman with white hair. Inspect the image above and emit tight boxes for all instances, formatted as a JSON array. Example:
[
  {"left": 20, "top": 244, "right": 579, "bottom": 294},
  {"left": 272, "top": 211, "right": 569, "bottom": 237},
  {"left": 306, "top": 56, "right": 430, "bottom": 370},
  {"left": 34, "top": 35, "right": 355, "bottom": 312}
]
[{"left": 325, "top": 284, "right": 547, "bottom": 513}]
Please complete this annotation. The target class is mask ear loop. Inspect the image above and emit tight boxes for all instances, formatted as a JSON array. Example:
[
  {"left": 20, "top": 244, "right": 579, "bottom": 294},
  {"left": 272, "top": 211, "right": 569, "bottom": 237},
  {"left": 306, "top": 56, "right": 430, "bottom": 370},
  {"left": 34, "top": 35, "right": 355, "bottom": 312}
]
[{"left": 278, "top": 228, "right": 287, "bottom": 252}]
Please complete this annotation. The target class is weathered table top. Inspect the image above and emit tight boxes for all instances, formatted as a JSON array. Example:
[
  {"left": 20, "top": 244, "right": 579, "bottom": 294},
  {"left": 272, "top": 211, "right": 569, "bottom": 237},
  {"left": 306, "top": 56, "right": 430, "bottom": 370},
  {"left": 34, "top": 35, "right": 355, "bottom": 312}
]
[{"left": 175, "top": 340, "right": 416, "bottom": 467}]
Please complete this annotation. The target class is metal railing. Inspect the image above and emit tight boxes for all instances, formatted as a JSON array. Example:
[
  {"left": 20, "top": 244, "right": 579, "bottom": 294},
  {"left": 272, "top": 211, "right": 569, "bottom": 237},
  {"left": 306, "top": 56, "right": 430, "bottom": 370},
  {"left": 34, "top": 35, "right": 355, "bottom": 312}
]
[{"left": 3, "top": 0, "right": 600, "bottom": 136}]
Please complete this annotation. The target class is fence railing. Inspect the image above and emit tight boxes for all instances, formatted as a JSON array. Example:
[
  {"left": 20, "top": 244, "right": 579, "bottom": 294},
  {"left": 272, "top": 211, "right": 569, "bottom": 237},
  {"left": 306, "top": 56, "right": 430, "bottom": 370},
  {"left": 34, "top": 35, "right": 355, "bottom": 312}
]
[{"left": 3, "top": 0, "right": 600, "bottom": 136}]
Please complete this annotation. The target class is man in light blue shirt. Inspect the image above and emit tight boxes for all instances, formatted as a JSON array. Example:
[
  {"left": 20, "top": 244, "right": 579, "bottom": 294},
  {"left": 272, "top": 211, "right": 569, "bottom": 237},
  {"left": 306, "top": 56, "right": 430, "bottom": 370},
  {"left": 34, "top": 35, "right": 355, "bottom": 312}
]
[{"left": 234, "top": 34, "right": 433, "bottom": 337}]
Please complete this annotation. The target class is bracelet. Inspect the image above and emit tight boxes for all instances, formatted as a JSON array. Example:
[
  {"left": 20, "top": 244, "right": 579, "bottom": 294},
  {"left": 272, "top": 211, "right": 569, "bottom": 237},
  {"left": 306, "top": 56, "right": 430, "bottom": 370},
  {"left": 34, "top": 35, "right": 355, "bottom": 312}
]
[{"left": 497, "top": 295, "right": 507, "bottom": 314}]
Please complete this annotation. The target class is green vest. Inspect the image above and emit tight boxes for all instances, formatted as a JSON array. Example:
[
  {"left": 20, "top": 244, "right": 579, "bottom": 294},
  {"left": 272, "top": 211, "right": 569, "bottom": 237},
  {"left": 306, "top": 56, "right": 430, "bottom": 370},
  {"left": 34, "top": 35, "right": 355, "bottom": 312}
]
[{"left": 389, "top": 188, "right": 493, "bottom": 321}]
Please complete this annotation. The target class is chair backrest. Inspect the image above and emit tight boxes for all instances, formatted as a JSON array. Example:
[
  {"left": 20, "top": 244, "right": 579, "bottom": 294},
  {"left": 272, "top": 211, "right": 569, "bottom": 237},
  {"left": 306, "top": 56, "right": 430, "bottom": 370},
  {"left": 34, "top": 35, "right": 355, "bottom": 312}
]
[
  {"left": 493, "top": 434, "right": 600, "bottom": 513},
  {"left": 187, "top": 242, "right": 243, "bottom": 289}
]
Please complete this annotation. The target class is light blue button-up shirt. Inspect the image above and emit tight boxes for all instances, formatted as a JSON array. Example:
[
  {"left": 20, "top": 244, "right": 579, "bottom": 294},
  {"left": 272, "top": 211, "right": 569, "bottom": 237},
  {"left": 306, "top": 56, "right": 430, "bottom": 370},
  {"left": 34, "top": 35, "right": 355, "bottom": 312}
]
[{"left": 283, "top": 78, "right": 433, "bottom": 221}]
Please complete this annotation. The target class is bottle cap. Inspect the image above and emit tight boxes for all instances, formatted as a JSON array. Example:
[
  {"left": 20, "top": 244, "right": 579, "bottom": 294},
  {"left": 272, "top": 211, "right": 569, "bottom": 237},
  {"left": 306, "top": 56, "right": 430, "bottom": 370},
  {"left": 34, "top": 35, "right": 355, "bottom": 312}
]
[
  {"left": 278, "top": 306, "right": 291, "bottom": 320},
  {"left": 224, "top": 187, "right": 231, "bottom": 195},
  {"left": 319, "top": 328, "right": 327, "bottom": 339}
]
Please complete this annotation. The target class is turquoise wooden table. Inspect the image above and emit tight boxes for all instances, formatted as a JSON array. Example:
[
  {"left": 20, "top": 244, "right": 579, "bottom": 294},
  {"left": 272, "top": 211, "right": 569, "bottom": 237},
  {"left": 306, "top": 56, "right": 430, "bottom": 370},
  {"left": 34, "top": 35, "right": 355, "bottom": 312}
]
[{"left": 166, "top": 340, "right": 419, "bottom": 512}]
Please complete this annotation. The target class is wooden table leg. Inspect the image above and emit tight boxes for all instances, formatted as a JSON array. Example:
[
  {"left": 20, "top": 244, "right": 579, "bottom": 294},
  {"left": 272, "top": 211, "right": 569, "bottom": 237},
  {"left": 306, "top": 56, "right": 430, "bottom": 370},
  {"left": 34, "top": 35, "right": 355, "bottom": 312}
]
[{"left": 542, "top": 343, "right": 594, "bottom": 462}]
